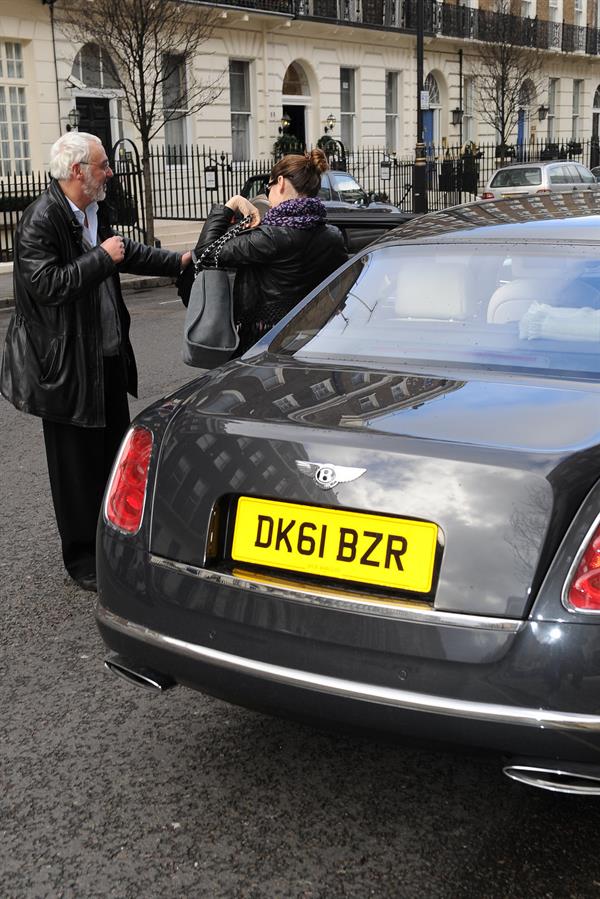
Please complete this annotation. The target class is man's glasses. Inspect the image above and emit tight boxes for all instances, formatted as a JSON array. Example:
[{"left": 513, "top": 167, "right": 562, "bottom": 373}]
[{"left": 80, "top": 160, "right": 112, "bottom": 172}]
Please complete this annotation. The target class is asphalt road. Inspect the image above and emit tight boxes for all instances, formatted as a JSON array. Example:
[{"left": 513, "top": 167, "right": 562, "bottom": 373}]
[{"left": 2, "top": 287, "right": 600, "bottom": 899}]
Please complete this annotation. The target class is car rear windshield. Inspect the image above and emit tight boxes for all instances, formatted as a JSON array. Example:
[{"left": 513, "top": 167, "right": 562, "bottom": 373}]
[
  {"left": 490, "top": 167, "right": 543, "bottom": 188},
  {"left": 329, "top": 172, "right": 366, "bottom": 204},
  {"left": 271, "top": 244, "right": 600, "bottom": 378}
]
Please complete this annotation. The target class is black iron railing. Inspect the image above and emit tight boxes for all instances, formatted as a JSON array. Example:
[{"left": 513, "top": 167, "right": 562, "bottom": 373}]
[
  {"left": 0, "top": 153, "right": 151, "bottom": 261},
  {"left": 2, "top": 138, "right": 599, "bottom": 256},
  {"left": 0, "top": 171, "right": 50, "bottom": 262},
  {"left": 147, "top": 138, "right": 600, "bottom": 220},
  {"left": 204, "top": 0, "right": 600, "bottom": 56}
]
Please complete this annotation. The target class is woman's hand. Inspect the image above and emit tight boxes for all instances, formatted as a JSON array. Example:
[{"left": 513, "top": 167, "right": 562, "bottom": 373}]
[{"left": 225, "top": 195, "right": 261, "bottom": 228}]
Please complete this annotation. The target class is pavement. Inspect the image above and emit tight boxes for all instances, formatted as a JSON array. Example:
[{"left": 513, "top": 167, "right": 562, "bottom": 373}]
[{"left": 0, "top": 268, "right": 175, "bottom": 309}]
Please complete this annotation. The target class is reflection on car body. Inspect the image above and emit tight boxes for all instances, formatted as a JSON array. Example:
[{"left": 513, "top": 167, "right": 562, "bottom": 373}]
[{"left": 98, "top": 191, "right": 600, "bottom": 796}]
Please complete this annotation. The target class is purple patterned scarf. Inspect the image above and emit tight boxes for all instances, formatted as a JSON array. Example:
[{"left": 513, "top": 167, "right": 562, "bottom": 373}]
[{"left": 262, "top": 196, "right": 326, "bottom": 229}]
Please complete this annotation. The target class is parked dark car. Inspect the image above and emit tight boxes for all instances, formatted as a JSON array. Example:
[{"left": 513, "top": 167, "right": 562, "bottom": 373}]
[
  {"left": 241, "top": 170, "right": 407, "bottom": 252},
  {"left": 97, "top": 192, "right": 600, "bottom": 796}
]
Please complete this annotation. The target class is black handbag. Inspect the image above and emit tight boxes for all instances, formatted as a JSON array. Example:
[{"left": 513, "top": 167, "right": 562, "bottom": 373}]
[{"left": 182, "top": 215, "right": 252, "bottom": 369}]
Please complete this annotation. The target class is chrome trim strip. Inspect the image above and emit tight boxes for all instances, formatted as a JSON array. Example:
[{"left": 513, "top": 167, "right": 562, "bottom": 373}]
[
  {"left": 97, "top": 605, "right": 600, "bottom": 732},
  {"left": 149, "top": 553, "right": 524, "bottom": 632}
]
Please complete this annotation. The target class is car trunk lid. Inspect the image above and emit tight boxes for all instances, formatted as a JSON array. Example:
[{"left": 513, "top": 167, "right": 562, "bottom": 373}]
[{"left": 150, "top": 361, "right": 600, "bottom": 619}]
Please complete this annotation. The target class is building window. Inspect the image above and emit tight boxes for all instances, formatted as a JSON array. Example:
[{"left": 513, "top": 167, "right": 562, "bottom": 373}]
[
  {"left": 340, "top": 67, "right": 356, "bottom": 151},
  {"left": 282, "top": 61, "right": 309, "bottom": 96},
  {"left": 463, "top": 77, "right": 474, "bottom": 142},
  {"left": 548, "top": 0, "right": 562, "bottom": 48},
  {"left": 574, "top": 0, "right": 586, "bottom": 49},
  {"left": 572, "top": 79, "right": 583, "bottom": 139},
  {"left": 229, "top": 60, "right": 251, "bottom": 161},
  {"left": 0, "top": 42, "right": 30, "bottom": 175},
  {"left": 72, "top": 43, "right": 119, "bottom": 90},
  {"left": 385, "top": 72, "right": 399, "bottom": 152},
  {"left": 547, "top": 78, "right": 558, "bottom": 141},
  {"left": 163, "top": 54, "right": 187, "bottom": 152},
  {"left": 521, "top": 0, "right": 535, "bottom": 17}
]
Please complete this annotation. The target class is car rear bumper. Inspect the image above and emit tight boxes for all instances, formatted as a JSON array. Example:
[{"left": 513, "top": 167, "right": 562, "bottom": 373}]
[
  {"left": 97, "top": 603, "right": 600, "bottom": 734},
  {"left": 96, "top": 561, "right": 600, "bottom": 766}
]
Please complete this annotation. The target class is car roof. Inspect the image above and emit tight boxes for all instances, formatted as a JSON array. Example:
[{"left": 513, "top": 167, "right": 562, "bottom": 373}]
[
  {"left": 493, "top": 160, "right": 589, "bottom": 170},
  {"left": 244, "top": 169, "right": 348, "bottom": 178},
  {"left": 374, "top": 191, "right": 600, "bottom": 246}
]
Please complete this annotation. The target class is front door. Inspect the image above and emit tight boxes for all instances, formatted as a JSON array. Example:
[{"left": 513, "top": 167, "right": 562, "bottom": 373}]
[
  {"left": 76, "top": 97, "right": 112, "bottom": 150},
  {"left": 282, "top": 105, "right": 306, "bottom": 150},
  {"left": 422, "top": 109, "right": 434, "bottom": 146},
  {"left": 517, "top": 108, "right": 526, "bottom": 146}
]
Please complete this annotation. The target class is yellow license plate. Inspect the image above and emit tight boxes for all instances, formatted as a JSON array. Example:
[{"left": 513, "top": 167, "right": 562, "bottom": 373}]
[{"left": 231, "top": 497, "right": 438, "bottom": 594}]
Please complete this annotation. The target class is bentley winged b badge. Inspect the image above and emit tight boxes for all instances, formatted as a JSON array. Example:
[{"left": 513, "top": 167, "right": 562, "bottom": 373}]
[{"left": 295, "top": 460, "right": 366, "bottom": 490}]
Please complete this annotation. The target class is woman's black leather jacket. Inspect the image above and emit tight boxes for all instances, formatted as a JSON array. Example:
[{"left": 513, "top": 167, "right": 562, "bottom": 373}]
[
  {"left": 0, "top": 180, "right": 181, "bottom": 427},
  {"left": 194, "top": 204, "right": 347, "bottom": 354}
]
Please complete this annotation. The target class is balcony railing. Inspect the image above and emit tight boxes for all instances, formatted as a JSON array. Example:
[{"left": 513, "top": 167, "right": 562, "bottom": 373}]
[{"left": 207, "top": 0, "right": 600, "bottom": 56}]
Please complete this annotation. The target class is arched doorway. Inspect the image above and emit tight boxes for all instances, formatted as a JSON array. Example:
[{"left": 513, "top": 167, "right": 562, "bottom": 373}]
[
  {"left": 423, "top": 73, "right": 441, "bottom": 147},
  {"left": 71, "top": 44, "right": 119, "bottom": 148},
  {"left": 281, "top": 61, "right": 311, "bottom": 149}
]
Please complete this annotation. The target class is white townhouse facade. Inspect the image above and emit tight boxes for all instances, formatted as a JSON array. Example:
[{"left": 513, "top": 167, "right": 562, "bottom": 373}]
[{"left": 3, "top": 0, "right": 600, "bottom": 173}]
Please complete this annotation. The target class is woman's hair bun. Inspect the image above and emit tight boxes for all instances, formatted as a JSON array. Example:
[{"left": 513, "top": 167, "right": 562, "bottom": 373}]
[{"left": 308, "top": 147, "right": 329, "bottom": 174}]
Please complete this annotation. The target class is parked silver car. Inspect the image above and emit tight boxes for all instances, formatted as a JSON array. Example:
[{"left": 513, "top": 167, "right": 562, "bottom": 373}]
[{"left": 481, "top": 160, "right": 599, "bottom": 199}]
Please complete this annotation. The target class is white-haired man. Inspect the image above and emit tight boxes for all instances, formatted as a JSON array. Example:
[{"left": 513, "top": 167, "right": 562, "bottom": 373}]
[{"left": 0, "top": 132, "right": 191, "bottom": 592}]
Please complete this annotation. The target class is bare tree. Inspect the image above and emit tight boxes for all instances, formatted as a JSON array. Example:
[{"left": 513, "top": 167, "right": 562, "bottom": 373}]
[
  {"left": 474, "top": 0, "right": 544, "bottom": 161},
  {"left": 57, "top": 0, "right": 224, "bottom": 244}
]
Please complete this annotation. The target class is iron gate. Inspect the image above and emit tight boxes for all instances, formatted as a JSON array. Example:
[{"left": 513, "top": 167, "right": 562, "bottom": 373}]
[{"left": 107, "top": 138, "right": 147, "bottom": 244}]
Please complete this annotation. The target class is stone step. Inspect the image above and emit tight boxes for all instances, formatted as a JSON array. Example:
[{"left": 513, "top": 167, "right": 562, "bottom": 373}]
[{"left": 154, "top": 219, "right": 203, "bottom": 251}]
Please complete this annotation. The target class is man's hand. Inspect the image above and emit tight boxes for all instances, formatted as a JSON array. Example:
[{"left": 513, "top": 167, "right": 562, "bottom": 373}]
[
  {"left": 180, "top": 251, "right": 192, "bottom": 269},
  {"left": 101, "top": 235, "right": 125, "bottom": 264}
]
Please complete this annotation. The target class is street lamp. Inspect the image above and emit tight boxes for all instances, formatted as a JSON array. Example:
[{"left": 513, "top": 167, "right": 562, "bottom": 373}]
[
  {"left": 279, "top": 113, "right": 291, "bottom": 132},
  {"left": 538, "top": 103, "right": 549, "bottom": 121},
  {"left": 326, "top": 113, "right": 336, "bottom": 132},
  {"left": 66, "top": 107, "right": 81, "bottom": 132},
  {"left": 451, "top": 107, "right": 463, "bottom": 126}
]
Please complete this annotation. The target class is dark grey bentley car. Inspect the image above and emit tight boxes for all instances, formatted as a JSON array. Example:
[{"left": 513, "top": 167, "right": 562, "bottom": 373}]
[{"left": 97, "top": 193, "right": 600, "bottom": 795}]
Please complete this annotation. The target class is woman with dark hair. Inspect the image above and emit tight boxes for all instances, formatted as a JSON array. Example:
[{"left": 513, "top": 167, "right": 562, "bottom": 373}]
[{"left": 192, "top": 148, "right": 347, "bottom": 355}]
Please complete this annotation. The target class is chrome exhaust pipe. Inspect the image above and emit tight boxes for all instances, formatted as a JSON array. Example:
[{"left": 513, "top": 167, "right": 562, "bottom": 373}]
[
  {"left": 104, "top": 654, "right": 176, "bottom": 692},
  {"left": 503, "top": 758, "right": 600, "bottom": 795}
]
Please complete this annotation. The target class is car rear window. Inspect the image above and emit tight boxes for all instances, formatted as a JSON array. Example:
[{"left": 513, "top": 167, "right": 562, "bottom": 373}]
[
  {"left": 490, "top": 167, "right": 542, "bottom": 188},
  {"left": 271, "top": 244, "right": 600, "bottom": 378},
  {"left": 329, "top": 172, "right": 366, "bottom": 204}
]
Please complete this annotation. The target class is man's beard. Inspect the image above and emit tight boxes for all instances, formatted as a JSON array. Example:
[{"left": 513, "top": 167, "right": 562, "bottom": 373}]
[{"left": 82, "top": 167, "right": 107, "bottom": 202}]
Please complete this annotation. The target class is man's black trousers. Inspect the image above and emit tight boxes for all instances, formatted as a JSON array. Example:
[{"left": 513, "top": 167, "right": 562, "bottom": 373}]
[{"left": 42, "top": 355, "right": 130, "bottom": 580}]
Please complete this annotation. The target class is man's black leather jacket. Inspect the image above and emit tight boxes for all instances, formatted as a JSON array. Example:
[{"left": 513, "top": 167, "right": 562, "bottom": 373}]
[{"left": 0, "top": 180, "right": 181, "bottom": 427}]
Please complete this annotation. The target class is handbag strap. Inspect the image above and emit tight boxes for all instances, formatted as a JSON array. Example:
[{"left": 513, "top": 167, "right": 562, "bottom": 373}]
[{"left": 195, "top": 213, "right": 253, "bottom": 272}]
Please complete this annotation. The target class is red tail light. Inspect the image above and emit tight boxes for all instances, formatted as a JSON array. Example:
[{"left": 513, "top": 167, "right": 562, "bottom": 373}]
[
  {"left": 566, "top": 522, "right": 600, "bottom": 612},
  {"left": 481, "top": 191, "right": 494, "bottom": 199},
  {"left": 104, "top": 426, "right": 153, "bottom": 534}
]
